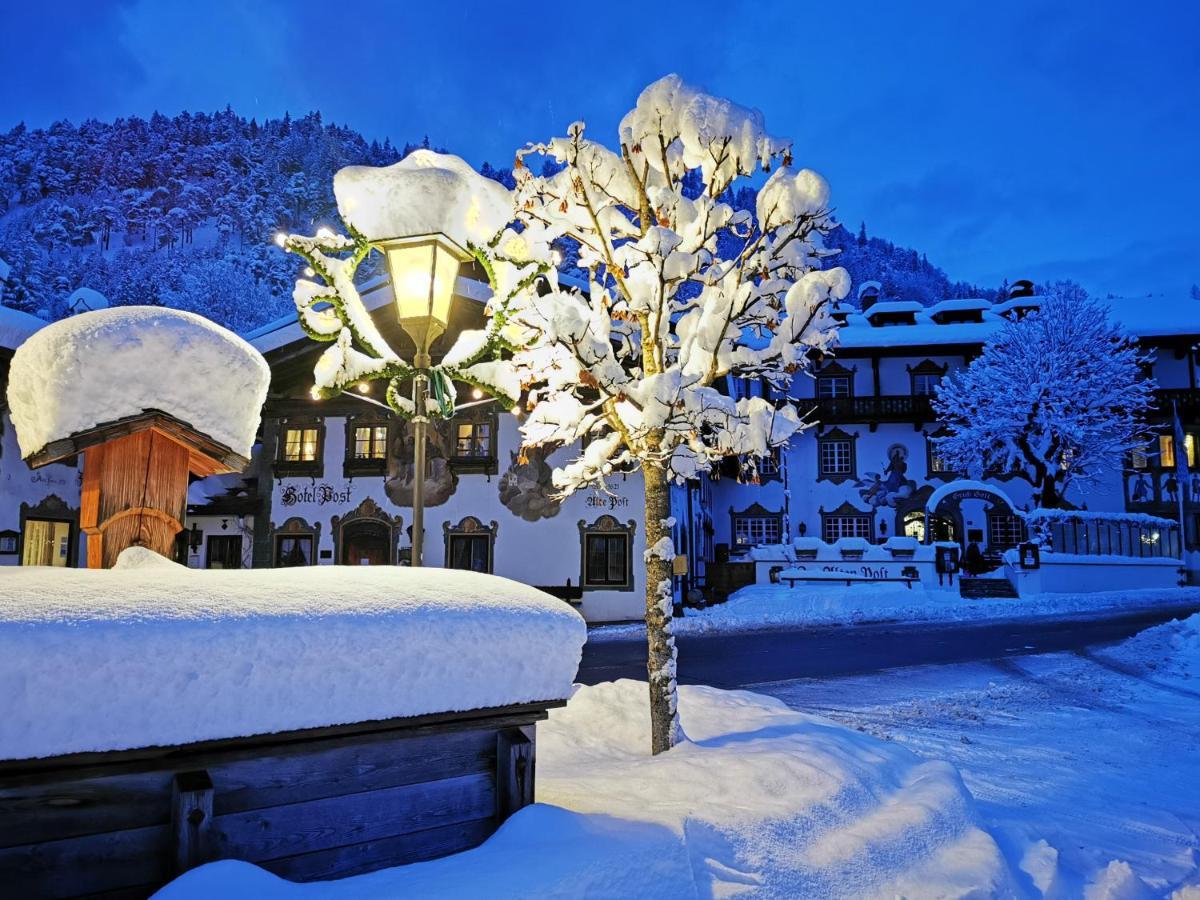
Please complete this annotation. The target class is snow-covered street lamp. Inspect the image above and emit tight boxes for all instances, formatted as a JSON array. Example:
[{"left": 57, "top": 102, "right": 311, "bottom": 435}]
[{"left": 379, "top": 233, "right": 468, "bottom": 567}]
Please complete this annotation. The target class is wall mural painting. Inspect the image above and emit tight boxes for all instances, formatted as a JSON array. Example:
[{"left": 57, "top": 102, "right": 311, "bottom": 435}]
[
  {"left": 855, "top": 443, "right": 918, "bottom": 510},
  {"left": 384, "top": 419, "right": 459, "bottom": 507},
  {"left": 498, "top": 445, "right": 562, "bottom": 522}
]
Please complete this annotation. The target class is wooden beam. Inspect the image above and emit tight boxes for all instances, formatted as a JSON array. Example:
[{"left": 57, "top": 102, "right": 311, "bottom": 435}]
[
  {"left": 171, "top": 771, "right": 213, "bottom": 875},
  {"left": 495, "top": 726, "right": 535, "bottom": 821}
]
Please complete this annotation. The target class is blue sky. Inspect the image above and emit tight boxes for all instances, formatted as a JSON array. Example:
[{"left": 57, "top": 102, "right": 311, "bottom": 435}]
[{"left": 3, "top": 0, "right": 1197, "bottom": 298}]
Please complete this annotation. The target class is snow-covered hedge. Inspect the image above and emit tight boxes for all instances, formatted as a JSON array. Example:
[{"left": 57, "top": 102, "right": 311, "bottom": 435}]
[
  {"left": 6, "top": 306, "right": 270, "bottom": 459},
  {"left": 0, "top": 549, "right": 586, "bottom": 760},
  {"left": 1024, "top": 507, "right": 1177, "bottom": 528}
]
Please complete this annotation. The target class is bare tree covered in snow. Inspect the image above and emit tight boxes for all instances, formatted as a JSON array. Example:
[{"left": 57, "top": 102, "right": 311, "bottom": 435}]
[
  {"left": 933, "top": 282, "right": 1154, "bottom": 509},
  {"left": 504, "top": 75, "right": 849, "bottom": 753}
]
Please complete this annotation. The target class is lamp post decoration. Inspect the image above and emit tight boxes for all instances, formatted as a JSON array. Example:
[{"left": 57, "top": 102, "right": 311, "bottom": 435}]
[{"left": 276, "top": 151, "right": 546, "bottom": 564}]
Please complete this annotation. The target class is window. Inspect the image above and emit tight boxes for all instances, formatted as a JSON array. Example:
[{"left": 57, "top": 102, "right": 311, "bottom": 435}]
[
  {"left": 816, "top": 375, "right": 851, "bottom": 399},
  {"left": 926, "top": 432, "right": 956, "bottom": 478},
  {"left": 817, "top": 429, "right": 858, "bottom": 481},
  {"left": 822, "top": 515, "right": 872, "bottom": 542},
  {"left": 353, "top": 425, "right": 388, "bottom": 460},
  {"left": 912, "top": 373, "right": 941, "bottom": 396},
  {"left": 449, "top": 410, "right": 499, "bottom": 474},
  {"left": 756, "top": 447, "right": 781, "bottom": 481},
  {"left": 0, "top": 530, "right": 17, "bottom": 555},
  {"left": 275, "top": 535, "right": 314, "bottom": 567},
  {"left": 733, "top": 516, "right": 782, "bottom": 546},
  {"left": 205, "top": 534, "right": 243, "bottom": 569},
  {"left": 1131, "top": 445, "right": 1149, "bottom": 469},
  {"left": 284, "top": 427, "right": 319, "bottom": 462},
  {"left": 448, "top": 534, "right": 491, "bottom": 572},
  {"left": 455, "top": 421, "right": 491, "bottom": 458},
  {"left": 1160, "top": 433, "right": 1196, "bottom": 469},
  {"left": 902, "top": 511, "right": 926, "bottom": 541},
  {"left": 276, "top": 419, "right": 324, "bottom": 477},
  {"left": 585, "top": 534, "right": 630, "bottom": 586},
  {"left": 443, "top": 516, "right": 497, "bottom": 574},
  {"left": 988, "top": 513, "right": 1025, "bottom": 550},
  {"left": 909, "top": 360, "right": 948, "bottom": 397},
  {"left": 579, "top": 514, "right": 636, "bottom": 591},
  {"left": 22, "top": 518, "right": 72, "bottom": 567}
]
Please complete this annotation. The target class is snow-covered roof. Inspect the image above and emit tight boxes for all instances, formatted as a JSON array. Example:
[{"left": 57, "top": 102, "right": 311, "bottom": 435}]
[
  {"left": 245, "top": 273, "right": 493, "bottom": 354},
  {"left": 0, "top": 305, "right": 46, "bottom": 351},
  {"left": 1108, "top": 296, "right": 1200, "bottom": 339},
  {"left": 66, "top": 286, "right": 109, "bottom": 314},
  {"left": 0, "top": 547, "right": 585, "bottom": 759},
  {"left": 927, "top": 298, "right": 991, "bottom": 316},
  {"left": 7, "top": 307, "right": 270, "bottom": 459},
  {"left": 836, "top": 309, "right": 1006, "bottom": 350},
  {"left": 864, "top": 299, "right": 923, "bottom": 319}
]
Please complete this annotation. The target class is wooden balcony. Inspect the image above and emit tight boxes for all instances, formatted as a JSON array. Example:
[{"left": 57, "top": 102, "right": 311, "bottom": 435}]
[
  {"left": 803, "top": 394, "right": 936, "bottom": 427},
  {"left": 1152, "top": 388, "right": 1200, "bottom": 421}
]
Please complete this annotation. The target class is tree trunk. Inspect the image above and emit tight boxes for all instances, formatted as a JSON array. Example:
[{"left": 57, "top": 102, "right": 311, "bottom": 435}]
[
  {"left": 1038, "top": 474, "right": 1062, "bottom": 509},
  {"left": 642, "top": 459, "right": 680, "bottom": 755}
]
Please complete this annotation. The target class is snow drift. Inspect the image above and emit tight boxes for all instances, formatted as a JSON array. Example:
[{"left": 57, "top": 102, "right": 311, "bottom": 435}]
[
  {"left": 0, "top": 548, "right": 586, "bottom": 760},
  {"left": 6, "top": 305, "right": 269, "bottom": 459},
  {"left": 158, "top": 680, "right": 1015, "bottom": 898}
]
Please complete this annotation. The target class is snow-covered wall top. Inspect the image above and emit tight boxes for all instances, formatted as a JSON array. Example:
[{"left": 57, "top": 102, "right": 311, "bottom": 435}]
[
  {"left": 6, "top": 306, "right": 270, "bottom": 459},
  {"left": 0, "top": 548, "right": 587, "bottom": 760}
]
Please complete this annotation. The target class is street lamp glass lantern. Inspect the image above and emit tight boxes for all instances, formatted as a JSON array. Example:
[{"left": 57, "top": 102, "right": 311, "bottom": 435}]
[{"left": 380, "top": 234, "right": 468, "bottom": 358}]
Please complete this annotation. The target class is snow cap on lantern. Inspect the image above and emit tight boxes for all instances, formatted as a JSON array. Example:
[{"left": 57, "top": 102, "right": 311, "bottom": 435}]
[
  {"left": 6, "top": 306, "right": 269, "bottom": 462},
  {"left": 333, "top": 150, "right": 513, "bottom": 249}
]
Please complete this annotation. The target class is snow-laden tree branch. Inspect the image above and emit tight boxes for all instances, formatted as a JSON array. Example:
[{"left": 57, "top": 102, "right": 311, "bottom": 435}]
[
  {"left": 501, "top": 75, "right": 850, "bottom": 753},
  {"left": 933, "top": 282, "right": 1154, "bottom": 508}
]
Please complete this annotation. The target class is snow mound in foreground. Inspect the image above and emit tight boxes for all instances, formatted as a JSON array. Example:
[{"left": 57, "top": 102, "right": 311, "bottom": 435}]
[
  {"left": 1104, "top": 611, "right": 1200, "bottom": 683},
  {"left": 0, "top": 549, "right": 585, "bottom": 760},
  {"left": 6, "top": 306, "right": 269, "bottom": 459},
  {"left": 157, "top": 681, "right": 1015, "bottom": 899}
]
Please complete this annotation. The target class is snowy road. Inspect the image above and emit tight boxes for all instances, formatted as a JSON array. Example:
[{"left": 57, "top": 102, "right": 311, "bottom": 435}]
[
  {"left": 750, "top": 643, "right": 1200, "bottom": 894},
  {"left": 578, "top": 601, "right": 1200, "bottom": 686}
]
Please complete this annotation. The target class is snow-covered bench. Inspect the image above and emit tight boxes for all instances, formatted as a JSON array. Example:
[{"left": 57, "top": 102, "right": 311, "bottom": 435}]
[{"left": 0, "top": 549, "right": 586, "bottom": 897}]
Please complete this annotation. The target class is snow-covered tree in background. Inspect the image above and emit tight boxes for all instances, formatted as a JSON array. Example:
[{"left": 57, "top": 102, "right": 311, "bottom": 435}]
[
  {"left": 505, "top": 75, "right": 849, "bottom": 753},
  {"left": 933, "top": 282, "right": 1154, "bottom": 508}
]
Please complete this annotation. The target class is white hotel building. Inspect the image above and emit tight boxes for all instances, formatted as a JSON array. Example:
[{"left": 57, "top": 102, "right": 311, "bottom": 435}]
[{"left": 2, "top": 276, "right": 1198, "bottom": 622}]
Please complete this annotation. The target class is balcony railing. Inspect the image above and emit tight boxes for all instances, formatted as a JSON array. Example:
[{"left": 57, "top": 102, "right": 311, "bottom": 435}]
[
  {"left": 803, "top": 394, "right": 936, "bottom": 425},
  {"left": 1152, "top": 388, "right": 1200, "bottom": 421}
]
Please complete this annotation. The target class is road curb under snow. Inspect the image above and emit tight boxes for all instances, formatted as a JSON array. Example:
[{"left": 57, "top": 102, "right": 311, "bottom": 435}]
[{"left": 587, "top": 589, "right": 1200, "bottom": 643}]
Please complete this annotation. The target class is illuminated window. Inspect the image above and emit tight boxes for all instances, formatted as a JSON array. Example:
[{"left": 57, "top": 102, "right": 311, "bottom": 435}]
[
  {"left": 353, "top": 425, "right": 389, "bottom": 460},
  {"left": 903, "top": 511, "right": 926, "bottom": 541},
  {"left": 455, "top": 421, "right": 492, "bottom": 458},
  {"left": 1159, "top": 433, "right": 1195, "bottom": 469},
  {"left": 283, "top": 427, "right": 319, "bottom": 462}
]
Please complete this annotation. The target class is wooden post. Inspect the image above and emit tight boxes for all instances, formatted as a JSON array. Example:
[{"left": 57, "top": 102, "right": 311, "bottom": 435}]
[
  {"left": 172, "top": 770, "right": 214, "bottom": 875},
  {"left": 495, "top": 726, "right": 535, "bottom": 821}
]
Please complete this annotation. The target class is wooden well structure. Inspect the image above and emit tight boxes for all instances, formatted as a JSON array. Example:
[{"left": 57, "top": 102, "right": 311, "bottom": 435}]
[{"left": 25, "top": 409, "right": 248, "bottom": 568}]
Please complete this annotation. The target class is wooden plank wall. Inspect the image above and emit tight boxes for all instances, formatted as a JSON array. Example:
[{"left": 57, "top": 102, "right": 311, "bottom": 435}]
[
  {"left": 80, "top": 430, "right": 191, "bottom": 568},
  {"left": 0, "top": 720, "right": 540, "bottom": 898}
]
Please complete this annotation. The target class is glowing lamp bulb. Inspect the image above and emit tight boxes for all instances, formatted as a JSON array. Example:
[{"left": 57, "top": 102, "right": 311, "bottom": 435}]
[
  {"left": 304, "top": 267, "right": 315, "bottom": 278},
  {"left": 357, "top": 382, "right": 370, "bottom": 394},
  {"left": 471, "top": 388, "right": 484, "bottom": 400}
]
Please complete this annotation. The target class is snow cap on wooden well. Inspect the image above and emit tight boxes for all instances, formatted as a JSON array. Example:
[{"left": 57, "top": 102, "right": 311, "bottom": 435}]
[{"left": 6, "top": 306, "right": 270, "bottom": 461}]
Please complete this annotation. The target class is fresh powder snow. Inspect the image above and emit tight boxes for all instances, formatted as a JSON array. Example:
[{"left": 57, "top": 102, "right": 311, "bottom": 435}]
[
  {"left": 5, "top": 306, "right": 270, "bottom": 459},
  {"left": 0, "top": 547, "right": 586, "bottom": 760},
  {"left": 156, "top": 679, "right": 1017, "bottom": 898}
]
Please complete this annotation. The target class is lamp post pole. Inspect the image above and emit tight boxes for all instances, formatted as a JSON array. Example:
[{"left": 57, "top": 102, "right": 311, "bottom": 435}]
[{"left": 411, "top": 349, "right": 431, "bottom": 567}]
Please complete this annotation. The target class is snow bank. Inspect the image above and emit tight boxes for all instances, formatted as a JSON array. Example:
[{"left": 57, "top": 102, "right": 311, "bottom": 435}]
[
  {"left": 0, "top": 548, "right": 585, "bottom": 760},
  {"left": 158, "top": 680, "right": 1014, "bottom": 898},
  {"left": 591, "top": 582, "right": 1200, "bottom": 639},
  {"left": 1103, "top": 610, "right": 1200, "bottom": 684},
  {"left": 334, "top": 150, "right": 512, "bottom": 249},
  {"left": 6, "top": 306, "right": 269, "bottom": 459}
]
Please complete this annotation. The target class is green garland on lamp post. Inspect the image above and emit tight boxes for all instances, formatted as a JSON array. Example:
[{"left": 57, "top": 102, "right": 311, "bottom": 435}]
[{"left": 276, "top": 220, "right": 546, "bottom": 565}]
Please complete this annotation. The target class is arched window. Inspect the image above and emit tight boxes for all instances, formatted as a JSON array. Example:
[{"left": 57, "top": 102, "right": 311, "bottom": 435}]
[{"left": 443, "top": 516, "right": 498, "bottom": 573}]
